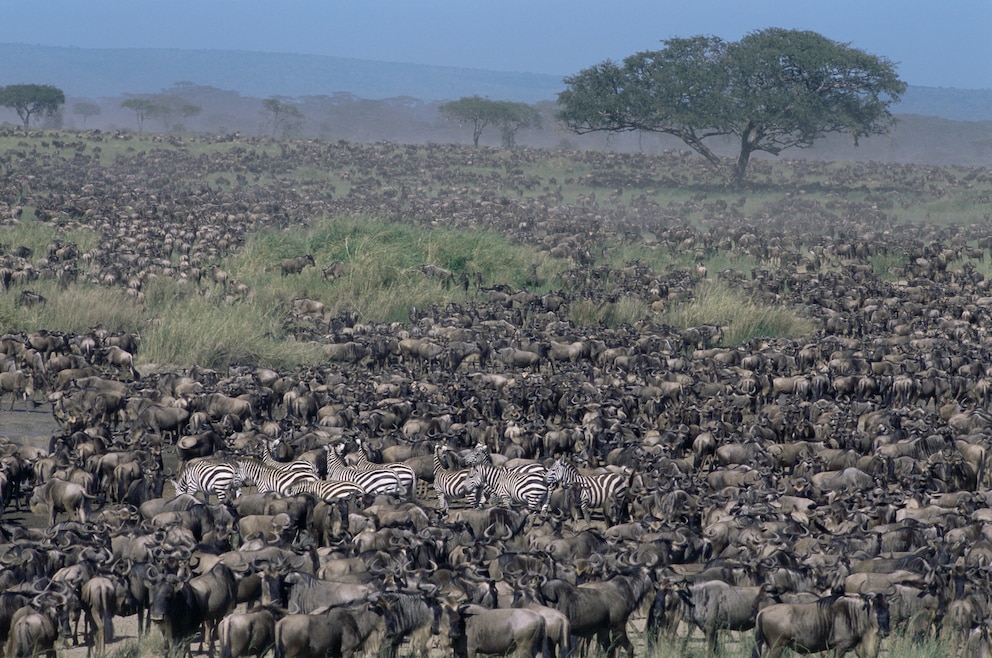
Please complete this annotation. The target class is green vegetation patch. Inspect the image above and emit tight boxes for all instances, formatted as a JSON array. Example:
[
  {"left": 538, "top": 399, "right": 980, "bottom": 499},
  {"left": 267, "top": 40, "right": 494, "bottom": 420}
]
[
  {"left": 659, "top": 279, "right": 816, "bottom": 346},
  {"left": 0, "top": 214, "right": 571, "bottom": 369},
  {"left": 226, "top": 215, "right": 567, "bottom": 324}
]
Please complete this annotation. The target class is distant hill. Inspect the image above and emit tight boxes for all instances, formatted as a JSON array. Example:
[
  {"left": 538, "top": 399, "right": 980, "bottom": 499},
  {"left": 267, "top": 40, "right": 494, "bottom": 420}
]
[
  {"left": 1, "top": 43, "right": 990, "bottom": 121},
  {"left": 897, "top": 86, "right": 992, "bottom": 123},
  {"left": 0, "top": 43, "right": 563, "bottom": 104}
]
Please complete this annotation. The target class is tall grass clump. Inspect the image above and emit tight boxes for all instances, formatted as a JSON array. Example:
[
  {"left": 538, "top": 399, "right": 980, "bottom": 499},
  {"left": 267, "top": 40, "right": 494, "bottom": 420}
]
[
  {"left": 227, "top": 215, "right": 567, "bottom": 323},
  {"left": 568, "top": 295, "right": 651, "bottom": 329},
  {"left": 659, "top": 280, "right": 815, "bottom": 346},
  {"left": 0, "top": 217, "right": 100, "bottom": 260},
  {"left": 137, "top": 277, "right": 324, "bottom": 370},
  {"left": 0, "top": 283, "right": 147, "bottom": 335}
]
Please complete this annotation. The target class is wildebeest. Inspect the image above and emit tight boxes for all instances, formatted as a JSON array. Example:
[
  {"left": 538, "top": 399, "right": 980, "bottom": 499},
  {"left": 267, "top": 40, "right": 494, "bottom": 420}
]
[
  {"left": 80, "top": 576, "right": 116, "bottom": 658},
  {"left": 281, "top": 255, "right": 315, "bottom": 276},
  {"left": 371, "top": 592, "right": 438, "bottom": 658},
  {"left": 649, "top": 580, "right": 770, "bottom": 654},
  {"left": 321, "top": 260, "right": 352, "bottom": 280},
  {"left": 752, "top": 593, "right": 890, "bottom": 658},
  {"left": 18, "top": 290, "right": 46, "bottom": 308},
  {"left": 418, "top": 263, "right": 454, "bottom": 287},
  {"left": 218, "top": 605, "right": 285, "bottom": 658},
  {"left": 148, "top": 563, "right": 239, "bottom": 658},
  {"left": 0, "top": 370, "right": 34, "bottom": 410},
  {"left": 273, "top": 604, "right": 382, "bottom": 658},
  {"left": 284, "top": 571, "right": 380, "bottom": 614},
  {"left": 446, "top": 604, "right": 547, "bottom": 658},
  {"left": 29, "top": 478, "right": 100, "bottom": 526},
  {"left": 4, "top": 591, "right": 71, "bottom": 658}
]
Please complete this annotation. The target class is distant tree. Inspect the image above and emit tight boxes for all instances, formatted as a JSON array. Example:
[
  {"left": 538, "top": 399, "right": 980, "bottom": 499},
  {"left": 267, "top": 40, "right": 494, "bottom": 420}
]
[
  {"left": 121, "top": 97, "right": 156, "bottom": 132},
  {"left": 149, "top": 94, "right": 202, "bottom": 132},
  {"left": 72, "top": 100, "right": 101, "bottom": 127},
  {"left": 494, "top": 102, "right": 542, "bottom": 148},
  {"left": 261, "top": 97, "right": 304, "bottom": 137},
  {"left": 0, "top": 84, "right": 66, "bottom": 132},
  {"left": 439, "top": 96, "right": 541, "bottom": 147},
  {"left": 41, "top": 108, "right": 64, "bottom": 130},
  {"left": 557, "top": 28, "right": 906, "bottom": 184}
]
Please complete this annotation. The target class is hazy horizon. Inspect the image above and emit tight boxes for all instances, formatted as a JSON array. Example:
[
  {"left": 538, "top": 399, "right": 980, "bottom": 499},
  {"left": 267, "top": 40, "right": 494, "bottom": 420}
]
[{"left": 2, "top": 0, "right": 990, "bottom": 90}]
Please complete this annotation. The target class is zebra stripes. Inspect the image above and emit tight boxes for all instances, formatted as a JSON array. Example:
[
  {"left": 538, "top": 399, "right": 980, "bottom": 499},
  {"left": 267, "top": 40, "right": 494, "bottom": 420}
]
[
  {"left": 466, "top": 463, "right": 549, "bottom": 513},
  {"left": 173, "top": 458, "right": 242, "bottom": 503},
  {"left": 324, "top": 444, "right": 404, "bottom": 496},
  {"left": 544, "top": 458, "right": 630, "bottom": 524},
  {"left": 236, "top": 457, "right": 316, "bottom": 496},
  {"left": 289, "top": 478, "right": 365, "bottom": 502},
  {"left": 432, "top": 445, "right": 471, "bottom": 513},
  {"left": 348, "top": 439, "right": 417, "bottom": 498},
  {"left": 262, "top": 438, "right": 320, "bottom": 477}
]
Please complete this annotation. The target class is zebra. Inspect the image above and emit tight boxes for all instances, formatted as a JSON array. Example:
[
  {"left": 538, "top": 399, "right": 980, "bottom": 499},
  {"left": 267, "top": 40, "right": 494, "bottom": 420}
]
[
  {"left": 348, "top": 438, "right": 417, "bottom": 498},
  {"left": 324, "top": 444, "right": 404, "bottom": 496},
  {"left": 289, "top": 477, "right": 365, "bottom": 503},
  {"left": 462, "top": 442, "right": 546, "bottom": 476},
  {"left": 463, "top": 442, "right": 493, "bottom": 467},
  {"left": 465, "top": 463, "right": 549, "bottom": 514},
  {"left": 261, "top": 438, "right": 320, "bottom": 477},
  {"left": 235, "top": 456, "right": 316, "bottom": 496},
  {"left": 432, "top": 445, "right": 472, "bottom": 514},
  {"left": 544, "top": 458, "right": 631, "bottom": 525},
  {"left": 173, "top": 458, "right": 242, "bottom": 503}
]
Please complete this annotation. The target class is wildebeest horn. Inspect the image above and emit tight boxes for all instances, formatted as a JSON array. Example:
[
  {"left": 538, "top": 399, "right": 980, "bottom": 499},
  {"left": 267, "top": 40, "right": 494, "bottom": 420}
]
[{"left": 417, "top": 582, "right": 440, "bottom": 597}]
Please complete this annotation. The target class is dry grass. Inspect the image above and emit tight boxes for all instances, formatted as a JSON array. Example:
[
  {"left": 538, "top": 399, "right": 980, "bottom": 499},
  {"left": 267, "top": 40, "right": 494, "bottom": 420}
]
[{"left": 659, "top": 279, "right": 816, "bottom": 345}]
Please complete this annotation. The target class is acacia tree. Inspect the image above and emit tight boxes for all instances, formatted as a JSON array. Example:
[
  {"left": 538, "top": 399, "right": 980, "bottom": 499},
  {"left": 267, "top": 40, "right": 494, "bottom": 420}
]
[
  {"left": 557, "top": 28, "right": 906, "bottom": 184},
  {"left": 261, "top": 97, "right": 304, "bottom": 137},
  {"left": 439, "top": 96, "right": 495, "bottom": 146},
  {"left": 149, "top": 94, "right": 202, "bottom": 132},
  {"left": 72, "top": 100, "right": 101, "bottom": 128},
  {"left": 0, "top": 84, "right": 66, "bottom": 132},
  {"left": 494, "top": 102, "right": 542, "bottom": 148},
  {"left": 121, "top": 97, "right": 156, "bottom": 132},
  {"left": 439, "top": 96, "right": 541, "bottom": 147}
]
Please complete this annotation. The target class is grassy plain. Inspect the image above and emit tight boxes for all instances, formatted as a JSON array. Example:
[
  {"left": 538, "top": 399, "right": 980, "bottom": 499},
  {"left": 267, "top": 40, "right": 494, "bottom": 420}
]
[{"left": 0, "top": 130, "right": 990, "bottom": 370}]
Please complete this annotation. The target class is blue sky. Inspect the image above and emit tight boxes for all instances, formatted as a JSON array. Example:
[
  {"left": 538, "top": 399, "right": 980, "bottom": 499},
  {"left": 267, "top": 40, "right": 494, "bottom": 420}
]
[{"left": 3, "top": 0, "right": 989, "bottom": 89}]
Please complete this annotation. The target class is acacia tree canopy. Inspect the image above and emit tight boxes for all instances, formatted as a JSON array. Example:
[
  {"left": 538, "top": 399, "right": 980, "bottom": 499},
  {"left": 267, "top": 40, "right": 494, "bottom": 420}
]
[
  {"left": 440, "top": 96, "right": 541, "bottom": 148},
  {"left": 557, "top": 28, "right": 907, "bottom": 184},
  {"left": 261, "top": 97, "right": 304, "bottom": 137},
  {"left": 121, "top": 97, "right": 156, "bottom": 132},
  {"left": 0, "top": 84, "right": 66, "bottom": 132}
]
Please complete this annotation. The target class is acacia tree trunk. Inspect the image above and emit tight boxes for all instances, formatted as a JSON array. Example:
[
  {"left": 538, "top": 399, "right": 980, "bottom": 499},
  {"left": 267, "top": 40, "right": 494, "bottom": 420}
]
[
  {"left": 733, "top": 124, "right": 760, "bottom": 187},
  {"left": 472, "top": 120, "right": 486, "bottom": 147},
  {"left": 734, "top": 146, "right": 753, "bottom": 187}
]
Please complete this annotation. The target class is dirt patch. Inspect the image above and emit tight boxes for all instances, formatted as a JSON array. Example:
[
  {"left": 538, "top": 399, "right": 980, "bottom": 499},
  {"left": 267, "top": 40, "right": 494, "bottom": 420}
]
[{"left": 0, "top": 405, "right": 61, "bottom": 449}]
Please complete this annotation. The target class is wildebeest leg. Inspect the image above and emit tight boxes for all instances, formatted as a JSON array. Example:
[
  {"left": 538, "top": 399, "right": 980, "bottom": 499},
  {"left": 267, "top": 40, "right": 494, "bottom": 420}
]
[{"left": 608, "top": 626, "right": 634, "bottom": 658}]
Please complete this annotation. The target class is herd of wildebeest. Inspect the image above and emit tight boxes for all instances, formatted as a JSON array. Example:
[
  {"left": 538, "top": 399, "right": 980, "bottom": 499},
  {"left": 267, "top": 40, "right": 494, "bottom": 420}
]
[{"left": 2, "top": 131, "right": 992, "bottom": 657}]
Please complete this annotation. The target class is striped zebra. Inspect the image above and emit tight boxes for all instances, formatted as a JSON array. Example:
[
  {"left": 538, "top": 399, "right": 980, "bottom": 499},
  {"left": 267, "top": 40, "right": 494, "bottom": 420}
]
[
  {"left": 348, "top": 438, "right": 417, "bottom": 498},
  {"left": 289, "top": 478, "right": 365, "bottom": 503},
  {"left": 235, "top": 456, "right": 317, "bottom": 496},
  {"left": 544, "top": 458, "right": 631, "bottom": 525},
  {"left": 173, "top": 458, "right": 242, "bottom": 503},
  {"left": 324, "top": 444, "right": 404, "bottom": 496},
  {"left": 463, "top": 442, "right": 493, "bottom": 467},
  {"left": 462, "top": 442, "right": 546, "bottom": 476},
  {"left": 262, "top": 438, "right": 320, "bottom": 477},
  {"left": 465, "top": 463, "right": 549, "bottom": 514},
  {"left": 432, "top": 445, "right": 471, "bottom": 514}
]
